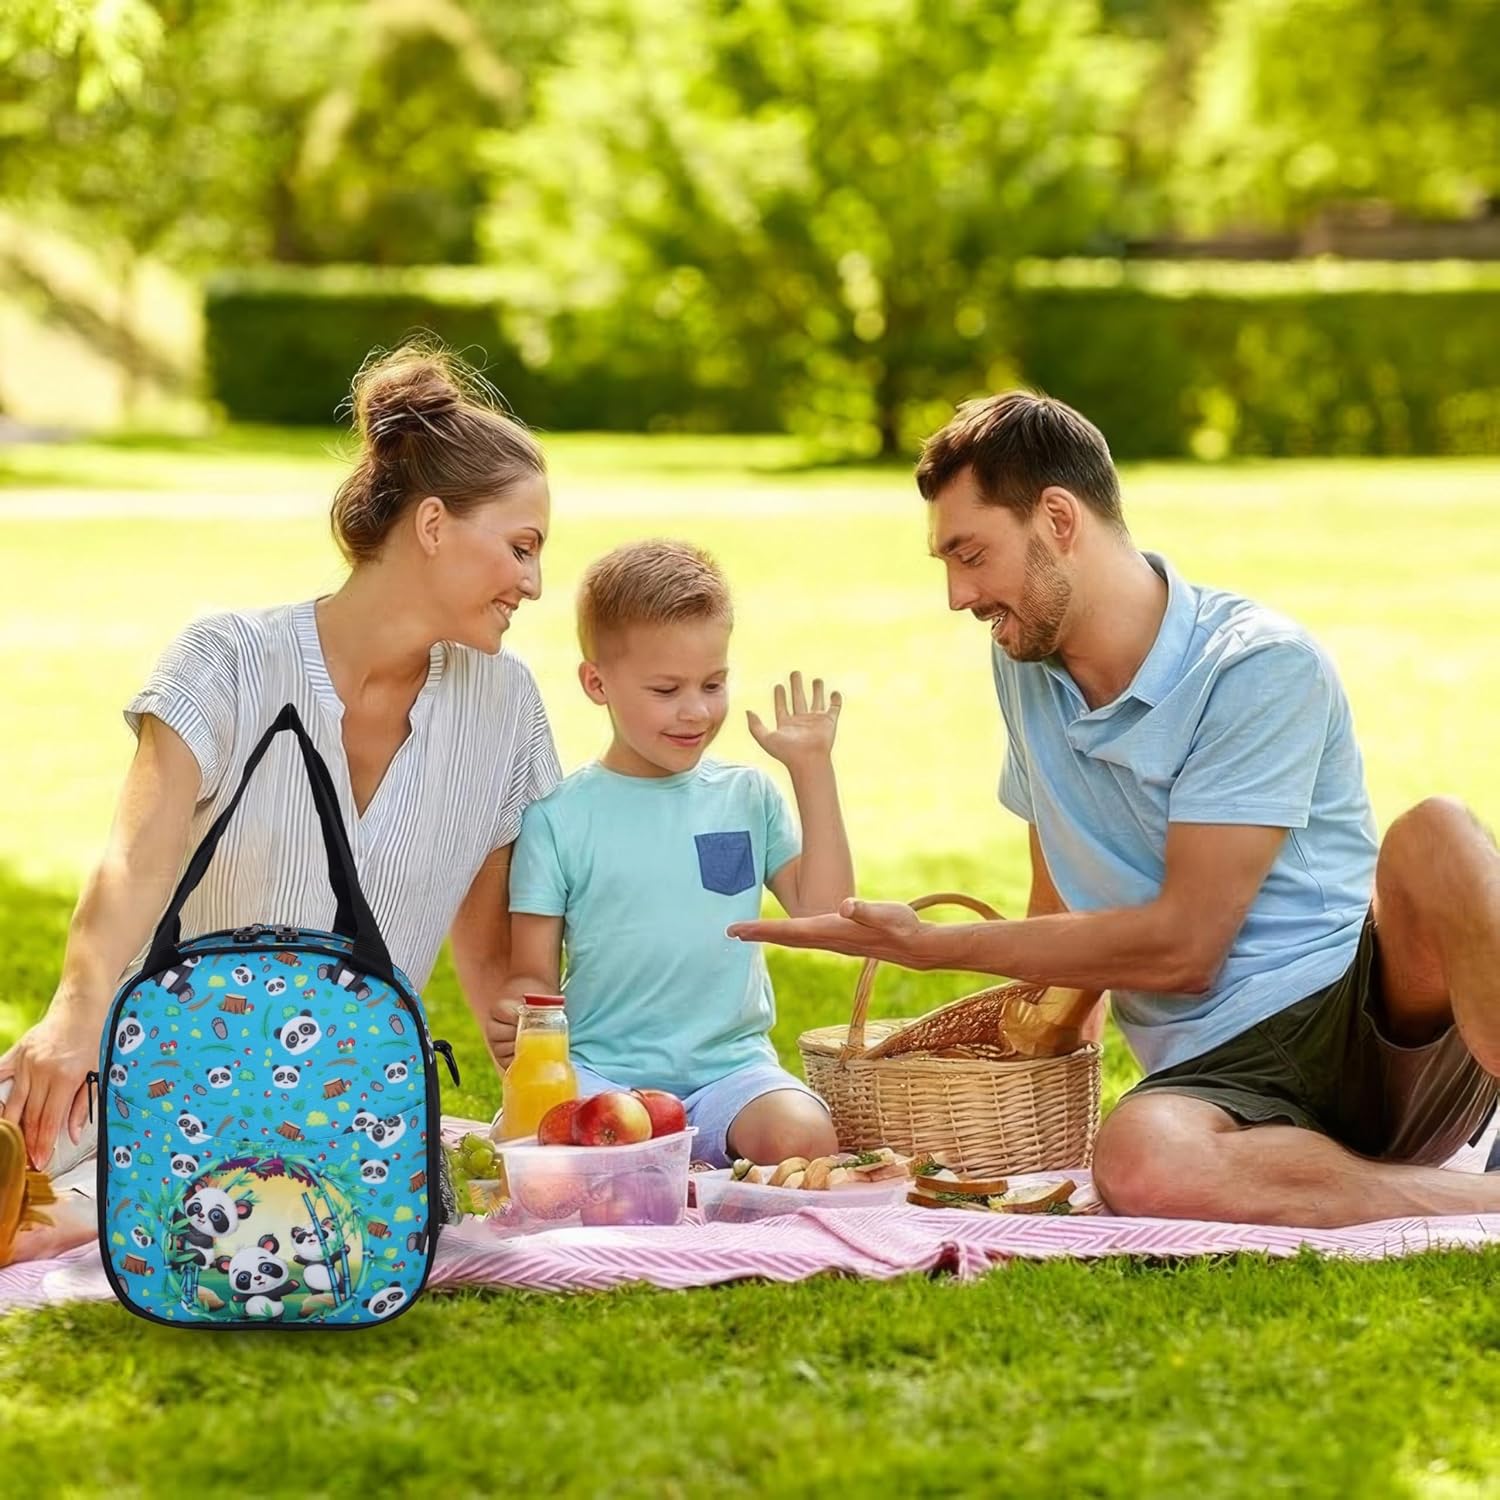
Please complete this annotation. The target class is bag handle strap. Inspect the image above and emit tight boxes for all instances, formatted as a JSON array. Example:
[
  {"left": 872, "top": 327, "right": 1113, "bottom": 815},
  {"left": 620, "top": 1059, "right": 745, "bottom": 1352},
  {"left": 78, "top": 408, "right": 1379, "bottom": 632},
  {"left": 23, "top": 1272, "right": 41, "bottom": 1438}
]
[
  {"left": 141, "top": 703, "right": 392, "bottom": 979},
  {"left": 841, "top": 892, "right": 1002, "bottom": 1059}
]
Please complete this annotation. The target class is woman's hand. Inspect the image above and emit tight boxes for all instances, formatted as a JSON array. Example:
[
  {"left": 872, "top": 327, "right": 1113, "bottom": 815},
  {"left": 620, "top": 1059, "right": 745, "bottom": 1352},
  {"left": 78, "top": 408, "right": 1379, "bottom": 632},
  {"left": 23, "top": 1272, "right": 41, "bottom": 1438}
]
[
  {"left": 0, "top": 1003, "right": 100, "bottom": 1169},
  {"left": 747, "top": 671, "right": 842, "bottom": 770}
]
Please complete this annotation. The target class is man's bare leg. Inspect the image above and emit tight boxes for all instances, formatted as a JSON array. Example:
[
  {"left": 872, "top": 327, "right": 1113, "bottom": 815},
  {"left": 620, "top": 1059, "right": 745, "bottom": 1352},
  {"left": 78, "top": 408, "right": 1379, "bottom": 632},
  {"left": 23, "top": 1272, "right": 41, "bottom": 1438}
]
[
  {"left": 1371, "top": 797, "right": 1500, "bottom": 1070},
  {"left": 1094, "top": 1094, "right": 1500, "bottom": 1227},
  {"left": 1095, "top": 798, "right": 1500, "bottom": 1227}
]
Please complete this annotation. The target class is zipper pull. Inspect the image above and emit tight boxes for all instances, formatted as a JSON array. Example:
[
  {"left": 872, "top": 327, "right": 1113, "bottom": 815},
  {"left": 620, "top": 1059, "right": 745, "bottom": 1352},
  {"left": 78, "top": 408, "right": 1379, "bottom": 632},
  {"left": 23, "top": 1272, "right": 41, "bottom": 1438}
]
[
  {"left": 433, "top": 1039, "right": 460, "bottom": 1087},
  {"left": 86, "top": 1069, "right": 99, "bottom": 1123},
  {"left": 233, "top": 924, "right": 267, "bottom": 943}
]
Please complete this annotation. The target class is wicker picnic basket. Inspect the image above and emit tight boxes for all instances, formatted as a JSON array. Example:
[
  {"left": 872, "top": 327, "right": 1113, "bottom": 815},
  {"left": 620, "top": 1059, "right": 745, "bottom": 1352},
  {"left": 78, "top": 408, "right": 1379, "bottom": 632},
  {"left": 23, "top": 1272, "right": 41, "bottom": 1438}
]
[{"left": 797, "top": 893, "right": 1101, "bottom": 1176}]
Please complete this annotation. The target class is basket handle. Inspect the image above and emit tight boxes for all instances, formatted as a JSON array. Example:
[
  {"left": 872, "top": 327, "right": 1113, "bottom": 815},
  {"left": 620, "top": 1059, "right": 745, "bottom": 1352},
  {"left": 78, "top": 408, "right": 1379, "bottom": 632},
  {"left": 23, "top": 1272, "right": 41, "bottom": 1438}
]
[{"left": 841, "top": 892, "right": 1003, "bottom": 1061}]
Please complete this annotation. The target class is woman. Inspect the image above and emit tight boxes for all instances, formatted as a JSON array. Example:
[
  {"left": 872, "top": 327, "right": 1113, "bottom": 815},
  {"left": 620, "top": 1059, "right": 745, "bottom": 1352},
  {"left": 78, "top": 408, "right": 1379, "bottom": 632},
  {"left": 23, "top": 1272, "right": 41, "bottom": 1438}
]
[{"left": 0, "top": 344, "right": 557, "bottom": 1265}]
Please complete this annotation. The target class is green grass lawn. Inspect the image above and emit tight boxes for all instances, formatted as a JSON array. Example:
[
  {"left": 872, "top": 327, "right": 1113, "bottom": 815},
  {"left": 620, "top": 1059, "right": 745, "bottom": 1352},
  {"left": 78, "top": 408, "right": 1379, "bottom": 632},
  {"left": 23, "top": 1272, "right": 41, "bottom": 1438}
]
[{"left": 3, "top": 433, "right": 1499, "bottom": 1496}]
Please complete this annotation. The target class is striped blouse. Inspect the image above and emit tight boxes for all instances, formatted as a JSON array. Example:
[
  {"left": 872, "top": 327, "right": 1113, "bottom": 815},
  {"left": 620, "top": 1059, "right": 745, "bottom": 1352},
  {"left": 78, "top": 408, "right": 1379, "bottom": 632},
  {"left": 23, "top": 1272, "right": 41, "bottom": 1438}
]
[{"left": 125, "top": 600, "right": 561, "bottom": 989}]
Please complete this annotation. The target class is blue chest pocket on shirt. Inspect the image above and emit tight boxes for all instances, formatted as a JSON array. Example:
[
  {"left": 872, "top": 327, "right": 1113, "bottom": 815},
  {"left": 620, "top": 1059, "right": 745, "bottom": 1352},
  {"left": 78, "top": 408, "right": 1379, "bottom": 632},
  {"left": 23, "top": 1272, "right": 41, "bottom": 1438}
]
[{"left": 694, "top": 830, "right": 756, "bottom": 897}]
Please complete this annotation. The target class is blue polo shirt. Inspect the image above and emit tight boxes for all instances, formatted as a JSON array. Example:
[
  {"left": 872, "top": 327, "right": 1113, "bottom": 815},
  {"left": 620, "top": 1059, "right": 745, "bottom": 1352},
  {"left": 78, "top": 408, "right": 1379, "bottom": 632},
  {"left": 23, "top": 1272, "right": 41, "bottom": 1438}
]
[{"left": 995, "top": 552, "right": 1377, "bottom": 1074}]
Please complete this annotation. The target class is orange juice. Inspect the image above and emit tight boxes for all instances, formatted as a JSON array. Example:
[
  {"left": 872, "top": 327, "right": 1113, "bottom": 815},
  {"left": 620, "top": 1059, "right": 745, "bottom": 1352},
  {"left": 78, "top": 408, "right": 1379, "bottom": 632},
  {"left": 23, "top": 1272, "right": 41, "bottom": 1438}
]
[{"left": 496, "top": 996, "right": 578, "bottom": 1140}]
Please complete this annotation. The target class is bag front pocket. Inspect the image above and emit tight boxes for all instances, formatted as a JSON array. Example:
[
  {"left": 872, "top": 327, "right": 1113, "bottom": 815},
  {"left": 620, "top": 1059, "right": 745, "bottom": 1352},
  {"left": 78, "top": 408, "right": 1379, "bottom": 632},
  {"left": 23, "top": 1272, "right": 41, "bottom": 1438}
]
[
  {"left": 102, "top": 1090, "right": 430, "bottom": 1326},
  {"left": 694, "top": 830, "right": 755, "bottom": 897}
]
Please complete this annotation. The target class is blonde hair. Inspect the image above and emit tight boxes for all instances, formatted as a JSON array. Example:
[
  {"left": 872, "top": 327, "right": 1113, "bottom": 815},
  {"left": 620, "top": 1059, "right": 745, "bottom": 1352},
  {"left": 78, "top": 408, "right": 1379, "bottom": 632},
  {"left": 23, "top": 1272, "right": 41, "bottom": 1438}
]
[
  {"left": 330, "top": 339, "right": 545, "bottom": 566},
  {"left": 576, "top": 540, "right": 733, "bottom": 659}
]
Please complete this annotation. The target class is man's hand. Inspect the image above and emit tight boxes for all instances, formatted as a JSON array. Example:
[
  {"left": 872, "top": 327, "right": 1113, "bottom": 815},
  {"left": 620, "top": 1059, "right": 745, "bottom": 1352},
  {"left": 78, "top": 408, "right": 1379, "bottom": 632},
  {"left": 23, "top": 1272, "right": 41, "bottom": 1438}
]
[
  {"left": 485, "top": 998, "right": 521, "bottom": 1070},
  {"left": 747, "top": 671, "right": 842, "bottom": 770},
  {"left": 729, "top": 897, "right": 938, "bottom": 968}
]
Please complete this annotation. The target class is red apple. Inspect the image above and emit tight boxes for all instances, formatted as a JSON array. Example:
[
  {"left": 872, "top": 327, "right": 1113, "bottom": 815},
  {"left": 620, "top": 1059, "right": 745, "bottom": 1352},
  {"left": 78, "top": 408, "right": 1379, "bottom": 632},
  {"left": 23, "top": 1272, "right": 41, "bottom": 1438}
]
[
  {"left": 631, "top": 1088, "right": 687, "bottom": 1138},
  {"left": 538, "top": 1098, "right": 585, "bottom": 1146},
  {"left": 571, "top": 1090, "right": 653, "bottom": 1146}
]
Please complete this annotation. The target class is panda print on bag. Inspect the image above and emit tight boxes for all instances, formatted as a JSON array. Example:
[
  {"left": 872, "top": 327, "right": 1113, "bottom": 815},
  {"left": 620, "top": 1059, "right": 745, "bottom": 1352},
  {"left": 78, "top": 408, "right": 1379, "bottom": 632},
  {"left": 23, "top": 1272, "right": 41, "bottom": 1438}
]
[
  {"left": 276, "top": 1011, "right": 322, "bottom": 1056},
  {"left": 180, "top": 1186, "right": 253, "bottom": 1267},
  {"left": 218, "top": 1236, "right": 299, "bottom": 1320},
  {"left": 99, "top": 931, "right": 444, "bottom": 1327}
]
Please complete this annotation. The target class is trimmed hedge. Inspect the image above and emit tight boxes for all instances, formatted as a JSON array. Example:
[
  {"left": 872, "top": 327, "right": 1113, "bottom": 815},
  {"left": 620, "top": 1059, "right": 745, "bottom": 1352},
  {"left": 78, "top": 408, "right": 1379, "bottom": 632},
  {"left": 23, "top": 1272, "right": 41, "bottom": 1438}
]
[
  {"left": 1014, "top": 260, "right": 1500, "bottom": 460},
  {"left": 205, "top": 261, "right": 1500, "bottom": 457},
  {"left": 202, "top": 266, "right": 782, "bottom": 432}
]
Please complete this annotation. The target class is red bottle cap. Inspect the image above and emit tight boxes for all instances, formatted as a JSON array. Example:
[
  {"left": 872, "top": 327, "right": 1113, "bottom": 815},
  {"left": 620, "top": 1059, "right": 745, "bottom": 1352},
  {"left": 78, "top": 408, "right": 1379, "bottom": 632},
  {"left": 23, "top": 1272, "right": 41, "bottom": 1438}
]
[{"left": 521, "top": 993, "right": 566, "bottom": 1007}]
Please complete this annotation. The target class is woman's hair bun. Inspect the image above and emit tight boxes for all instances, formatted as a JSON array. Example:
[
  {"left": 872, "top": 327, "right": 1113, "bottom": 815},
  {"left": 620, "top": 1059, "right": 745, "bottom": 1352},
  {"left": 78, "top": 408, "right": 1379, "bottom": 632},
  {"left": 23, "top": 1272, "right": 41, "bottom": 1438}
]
[
  {"left": 352, "top": 348, "right": 465, "bottom": 457},
  {"left": 330, "top": 336, "right": 545, "bottom": 567}
]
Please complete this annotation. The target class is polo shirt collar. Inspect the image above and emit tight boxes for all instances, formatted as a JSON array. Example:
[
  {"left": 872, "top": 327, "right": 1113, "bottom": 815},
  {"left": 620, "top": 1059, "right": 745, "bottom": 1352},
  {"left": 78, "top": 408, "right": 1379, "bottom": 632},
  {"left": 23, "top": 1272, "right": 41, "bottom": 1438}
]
[
  {"left": 1120, "top": 551, "right": 1195, "bottom": 708},
  {"left": 1040, "top": 550, "right": 1194, "bottom": 712}
]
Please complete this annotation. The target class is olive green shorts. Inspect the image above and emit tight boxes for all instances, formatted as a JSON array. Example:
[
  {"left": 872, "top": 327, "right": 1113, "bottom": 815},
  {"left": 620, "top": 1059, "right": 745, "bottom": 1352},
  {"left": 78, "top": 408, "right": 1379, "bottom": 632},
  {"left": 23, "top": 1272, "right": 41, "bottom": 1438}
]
[{"left": 1126, "top": 912, "right": 1498, "bottom": 1165}]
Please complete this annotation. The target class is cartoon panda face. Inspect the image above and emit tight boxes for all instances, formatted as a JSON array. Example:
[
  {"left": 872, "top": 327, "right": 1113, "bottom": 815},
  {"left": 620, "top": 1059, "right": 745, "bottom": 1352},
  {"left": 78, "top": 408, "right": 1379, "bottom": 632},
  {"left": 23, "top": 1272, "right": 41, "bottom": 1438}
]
[
  {"left": 225, "top": 1238, "right": 294, "bottom": 1297},
  {"left": 265, "top": 977, "right": 287, "bottom": 997},
  {"left": 108, "top": 1063, "right": 128, "bottom": 1087},
  {"left": 130, "top": 1225, "right": 152, "bottom": 1249},
  {"left": 115, "top": 1015, "right": 145, "bottom": 1054},
  {"left": 367, "top": 1115, "right": 406, "bottom": 1149},
  {"left": 347, "top": 1109, "right": 379, "bottom": 1137},
  {"left": 112, "top": 1145, "right": 132, "bottom": 1168},
  {"left": 176, "top": 1111, "right": 208, "bottom": 1143},
  {"left": 383, "top": 1061, "right": 409, "bottom": 1085},
  {"left": 231, "top": 965, "right": 254, "bottom": 986},
  {"left": 185, "top": 1186, "right": 248, "bottom": 1239},
  {"left": 206, "top": 1065, "right": 234, "bottom": 1089},
  {"left": 360, "top": 1159, "right": 389, "bottom": 1184},
  {"left": 277, "top": 1011, "right": 322, "bottom": 1056},
  {"left": 364, "top": 1286, "right": 406, "bottom": 1319},
  {"left": 183, "top": 956, "right": 200, "bottom": 969},
  {"left": 289, "top": 1219, "right": 336, "bottom": 1253},
  {"left": 271, "top": 1065, "right": 300, "bottom": 1090},
  {"left": 170, "top": 1153, "right": 199, "bottom": 1179}
]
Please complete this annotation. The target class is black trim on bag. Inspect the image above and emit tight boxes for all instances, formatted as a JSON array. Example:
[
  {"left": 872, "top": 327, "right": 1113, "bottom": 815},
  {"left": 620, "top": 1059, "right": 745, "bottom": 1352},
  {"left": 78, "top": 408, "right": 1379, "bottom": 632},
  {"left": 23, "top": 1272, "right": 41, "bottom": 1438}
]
[{"left": 142, "top": 704, "right": 391, "bottom": 981}]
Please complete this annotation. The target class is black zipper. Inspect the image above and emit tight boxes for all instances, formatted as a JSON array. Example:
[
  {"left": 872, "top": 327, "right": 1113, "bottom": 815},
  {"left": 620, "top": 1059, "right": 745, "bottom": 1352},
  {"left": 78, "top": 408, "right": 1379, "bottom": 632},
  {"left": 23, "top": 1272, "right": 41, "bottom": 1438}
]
[
  {"left": 433, "top": 1039, "right": 460, "bottom": 1086},
  {"left": 86, "top": 1069, "right": 98, "bottom": 1123}
]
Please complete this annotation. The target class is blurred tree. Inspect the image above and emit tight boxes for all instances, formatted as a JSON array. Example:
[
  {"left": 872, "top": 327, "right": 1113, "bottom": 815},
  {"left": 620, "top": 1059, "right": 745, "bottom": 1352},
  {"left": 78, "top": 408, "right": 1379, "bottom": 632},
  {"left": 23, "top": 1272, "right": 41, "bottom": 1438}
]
[
  {"left": 0, "top": 0, "right": 562, "bottom": 411},
  {"left": 1176, "top": 0, "right": 1500, "bottom": 230},
  {"left": 0, "top": 0, "right": 164, "bottom": 112},
  {"left": 482, "top": 0, "right": 1154, "bottom": 454}
]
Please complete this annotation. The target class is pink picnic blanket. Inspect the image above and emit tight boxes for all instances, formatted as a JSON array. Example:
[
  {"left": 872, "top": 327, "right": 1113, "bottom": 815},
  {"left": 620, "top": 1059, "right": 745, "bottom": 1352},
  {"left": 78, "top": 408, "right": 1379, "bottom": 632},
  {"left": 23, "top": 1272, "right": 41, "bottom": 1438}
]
[{"left": 4, "top": 1121, "right": 1496, "bottom": 1316}]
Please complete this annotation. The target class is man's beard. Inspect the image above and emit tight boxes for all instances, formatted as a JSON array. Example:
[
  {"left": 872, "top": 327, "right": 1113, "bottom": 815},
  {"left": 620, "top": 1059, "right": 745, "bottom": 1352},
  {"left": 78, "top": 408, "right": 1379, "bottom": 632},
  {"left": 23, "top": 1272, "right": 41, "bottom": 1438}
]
[{"left": 999, "top": 536, "right": 1071, "bottom": 662}]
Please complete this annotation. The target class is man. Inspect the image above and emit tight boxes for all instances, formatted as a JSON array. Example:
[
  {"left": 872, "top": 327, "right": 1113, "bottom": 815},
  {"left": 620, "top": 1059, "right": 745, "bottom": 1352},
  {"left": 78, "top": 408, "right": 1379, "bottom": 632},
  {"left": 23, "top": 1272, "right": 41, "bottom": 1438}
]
[{"left": 730, "top": 392, "right": 1500, "bottom": 1227}]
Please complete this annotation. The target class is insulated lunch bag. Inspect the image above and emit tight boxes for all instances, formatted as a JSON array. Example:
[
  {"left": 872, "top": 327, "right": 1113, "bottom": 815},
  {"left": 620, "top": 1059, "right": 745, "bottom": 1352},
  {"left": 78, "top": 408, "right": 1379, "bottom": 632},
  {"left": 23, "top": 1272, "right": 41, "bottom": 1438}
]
[{"left": 89, "top": 703, "right": 460, "bottom": 1329}]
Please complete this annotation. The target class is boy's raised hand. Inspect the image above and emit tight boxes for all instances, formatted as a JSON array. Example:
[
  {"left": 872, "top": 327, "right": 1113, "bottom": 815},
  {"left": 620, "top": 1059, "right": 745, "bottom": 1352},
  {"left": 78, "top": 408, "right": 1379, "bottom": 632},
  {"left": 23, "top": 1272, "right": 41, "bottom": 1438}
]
[{"left": 747, "top": 670, "right": 842, "bottom": 768}]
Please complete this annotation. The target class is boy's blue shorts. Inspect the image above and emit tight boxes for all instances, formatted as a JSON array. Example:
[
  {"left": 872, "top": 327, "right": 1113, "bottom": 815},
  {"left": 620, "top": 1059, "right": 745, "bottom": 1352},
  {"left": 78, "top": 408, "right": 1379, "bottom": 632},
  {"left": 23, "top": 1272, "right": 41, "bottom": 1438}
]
[{"left": 572, "top": 1059, "right": 828, "bottom": 1167}]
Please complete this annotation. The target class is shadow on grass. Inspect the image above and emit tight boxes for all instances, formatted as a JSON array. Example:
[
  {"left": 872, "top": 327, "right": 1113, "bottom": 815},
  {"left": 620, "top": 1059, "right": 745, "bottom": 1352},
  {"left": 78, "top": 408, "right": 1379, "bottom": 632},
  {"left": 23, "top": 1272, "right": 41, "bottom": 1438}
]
[{"left": 0, "top": 866, "right": 76, "bottom": 1047}]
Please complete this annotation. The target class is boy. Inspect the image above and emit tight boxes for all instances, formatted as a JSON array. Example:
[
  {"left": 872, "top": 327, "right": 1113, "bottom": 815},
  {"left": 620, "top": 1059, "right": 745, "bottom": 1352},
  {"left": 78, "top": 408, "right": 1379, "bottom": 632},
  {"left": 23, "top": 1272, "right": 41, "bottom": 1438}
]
[{"left": 502, "top": 539, "right": 851, "bottom": 1166}]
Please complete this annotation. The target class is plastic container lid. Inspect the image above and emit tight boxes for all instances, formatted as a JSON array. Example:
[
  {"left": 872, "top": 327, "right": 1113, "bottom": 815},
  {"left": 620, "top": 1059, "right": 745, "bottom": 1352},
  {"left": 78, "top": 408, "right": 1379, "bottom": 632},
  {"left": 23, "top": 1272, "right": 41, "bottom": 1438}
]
[{"left": 521, "top": 993, "right": 566, "bottom": 1007}]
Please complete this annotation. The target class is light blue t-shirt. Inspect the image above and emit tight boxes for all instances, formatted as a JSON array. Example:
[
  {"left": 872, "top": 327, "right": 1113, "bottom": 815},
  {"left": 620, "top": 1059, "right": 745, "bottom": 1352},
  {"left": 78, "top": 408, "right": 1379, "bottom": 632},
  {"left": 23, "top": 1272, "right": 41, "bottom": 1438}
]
[
  {"left": 508, "top": 759, "right": 801, "bottom": 1095},
  {"left": 995, "top": 552, "right": 1378, "bottom": 1075}
]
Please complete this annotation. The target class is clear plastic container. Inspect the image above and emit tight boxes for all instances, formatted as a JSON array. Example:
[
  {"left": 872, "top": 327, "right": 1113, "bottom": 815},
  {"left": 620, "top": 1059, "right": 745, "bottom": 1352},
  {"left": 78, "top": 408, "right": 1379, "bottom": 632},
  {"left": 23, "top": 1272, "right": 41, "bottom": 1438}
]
[
  {"left": 694, "top": 1168, "right": 909, "bottom": 1224},
  {"left": 482, "top": 1129, "right": 697, "bottom": 1235},
  {"left": 496, "top": 994, "right": 578, "bottom": 1141}
]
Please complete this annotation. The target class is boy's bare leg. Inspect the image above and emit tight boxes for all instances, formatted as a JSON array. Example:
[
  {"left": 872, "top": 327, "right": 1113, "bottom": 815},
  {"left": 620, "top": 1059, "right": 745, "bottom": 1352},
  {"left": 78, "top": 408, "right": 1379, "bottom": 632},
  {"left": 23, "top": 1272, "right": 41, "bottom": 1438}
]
[
  {"left": 1094, "top": 1094, "right": 1500, "bottom": 1227},
  {"left": 727, "top": 1091, "right": 839, "bottom": 1164}
]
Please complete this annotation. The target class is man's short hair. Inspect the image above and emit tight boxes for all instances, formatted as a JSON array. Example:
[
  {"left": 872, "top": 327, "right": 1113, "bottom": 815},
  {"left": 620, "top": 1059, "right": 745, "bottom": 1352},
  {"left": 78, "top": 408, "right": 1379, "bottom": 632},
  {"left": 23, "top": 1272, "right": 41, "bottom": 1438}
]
[
  {"left": 577, "top": 539, "right": 734, "bottom": 659},
  {"left": 915, "top": 391, "right": 1125, "bottom": 529}
]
